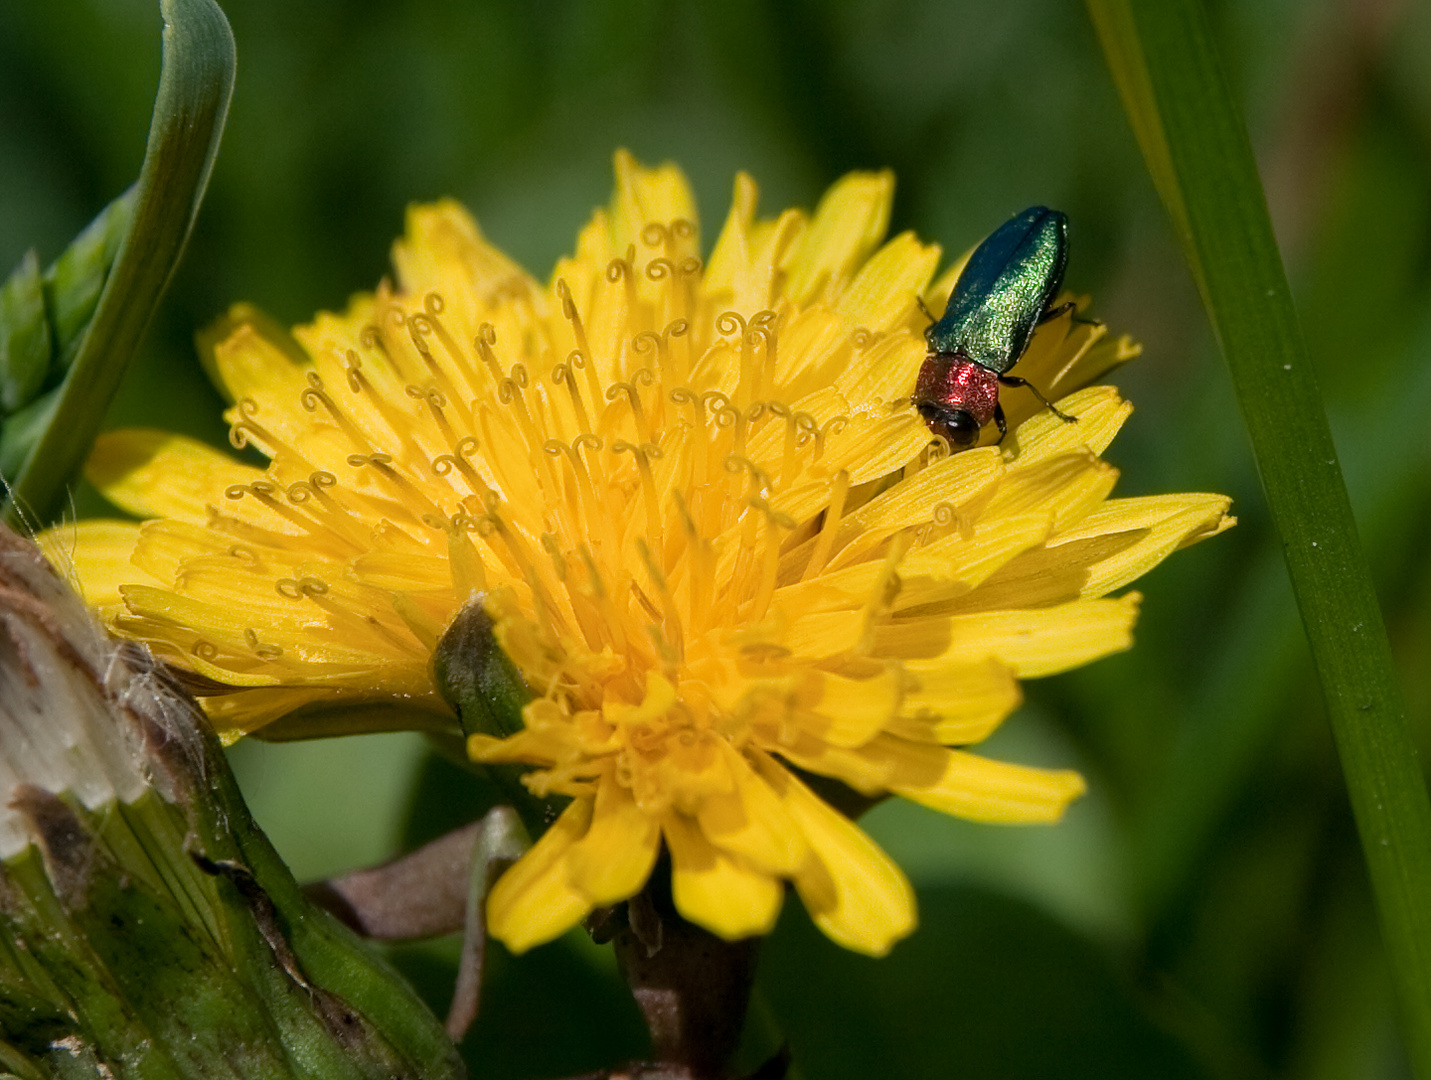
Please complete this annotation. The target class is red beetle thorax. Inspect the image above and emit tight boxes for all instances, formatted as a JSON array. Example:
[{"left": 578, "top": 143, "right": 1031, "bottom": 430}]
[{"left": 914, "top": 353, "right": 1001, "bottom": 426}]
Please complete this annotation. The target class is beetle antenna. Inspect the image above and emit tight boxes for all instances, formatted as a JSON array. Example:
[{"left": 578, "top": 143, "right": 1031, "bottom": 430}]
[{"left": 915, "top": 296, "right": 937, "bottom": 326}]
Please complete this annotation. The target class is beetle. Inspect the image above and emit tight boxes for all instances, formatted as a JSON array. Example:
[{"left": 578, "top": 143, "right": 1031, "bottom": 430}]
[{"left": 914, "top": 205, "right": 1080, "bottom": 448}]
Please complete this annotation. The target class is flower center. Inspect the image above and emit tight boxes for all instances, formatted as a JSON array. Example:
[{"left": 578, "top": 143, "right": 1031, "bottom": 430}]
[{"left": 215, "top": 216, "right": 881, "bottom": 789}]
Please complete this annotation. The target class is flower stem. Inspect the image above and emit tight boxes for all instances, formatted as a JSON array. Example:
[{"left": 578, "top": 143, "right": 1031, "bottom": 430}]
[
  {"left": 610, "top": 869, "right": 762, "bottom": 1080},
  {"left": 1086, "top": 0, "right": 1431, "bottom": 1072}
]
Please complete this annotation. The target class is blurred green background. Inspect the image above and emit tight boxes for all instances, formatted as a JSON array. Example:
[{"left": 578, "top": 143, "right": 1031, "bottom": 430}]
[{"left": 4, "top": 0, "right": 1431, "bottom": 1077}]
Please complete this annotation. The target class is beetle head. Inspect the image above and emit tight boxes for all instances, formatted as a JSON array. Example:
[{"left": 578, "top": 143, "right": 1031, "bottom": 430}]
[{"left": 917, "top": 401, "right": 981, "bottom": 448}]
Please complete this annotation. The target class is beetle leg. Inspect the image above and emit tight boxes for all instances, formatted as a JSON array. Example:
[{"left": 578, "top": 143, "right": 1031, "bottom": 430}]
[
  {"left": 1040, "top": 300, "right": 1103, "bottom": 330},
  {"left": 915, "top": 295, "right": 938, "bottom": 325},
  {"left": 1038, "top": 300, "right": 1077, "bottom": 323},
  {"left": 994, "top": 403, "right": 1008, "bottom": 443},
  {"left": 998, "top": 375, "right": 1078, "bottom": 424}
]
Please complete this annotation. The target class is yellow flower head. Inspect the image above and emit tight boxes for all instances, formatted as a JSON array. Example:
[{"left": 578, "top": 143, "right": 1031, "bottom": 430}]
[{"left": 50, "top": 152, "right": 1232, "bottom": 957}]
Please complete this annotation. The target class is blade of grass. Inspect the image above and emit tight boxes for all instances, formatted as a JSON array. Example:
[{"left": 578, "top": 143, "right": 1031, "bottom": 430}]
[
  {"left": 1086, "top": 0, "right": 1431, "bottom": 1071},
  {"left": 1, "top": 0, "right": 234, "bottom": 528}
]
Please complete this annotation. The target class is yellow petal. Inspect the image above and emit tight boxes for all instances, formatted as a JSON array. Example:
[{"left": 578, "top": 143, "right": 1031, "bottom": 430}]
[
  {"left": 1052, "top": 494, "right": 1235, "bottom": 597},
  {"left": 893, "top": 511, "right": 1056, "bottom": 614},
  {"left": 85, "top": 429, "right": 265, "bottom": 523},
  {"left": 564, "top": 770, "right": 661, "bottom": 905},
  {"left": 774, "top": 609, "right": 865, "bottom": 658},
  {"left": 819, "top": 447, "right": 1004, "bottom": 573},
  {"left": 646, "top": 730, "right": 735, "bottom": 814},
  {"left": 213, "top": 324, "right": 310, "bottom": 419},
  {"left": 203, "top": 685, "right": 387, "bottom": 741},
  {"left": 487, "top": 798, "right": 596, "bottom": 954},
  {"left": 765, "top": 311, "right": 857, "bottom": 404},
  {"left": 783, "top": 170, "right": 893, "bottom": 306},
  {"left": 815, "top": 411, "right": 932, "bottom": 490},
  {"left": 965, "top": 496, "right": 1234, "bottom": 610},
  {"left": 800, "top": 668, "right": 905, "bottom": 748},
  {"left": 468, "top": 728, "right": 576, "bottom": 768},
  {"left": 391, "top": 198, "right": 536, "bottom": 301},
  {"left": 348, "top": 551, "right": 452, "bottom": 591},
  {"left": 664, "top": 810, "right": 782, "bottom": 940},
  {"left": 1052, "top": 329, "right": 1142, "bottom": 397},
  {"left": 773, "top": 733, "right": 1082, "bottom": 827},
  {"left": 1008, "top": 386, "right": 1131, "bottom": 466},
  {"left": 837, "top": 231, "right": 941, "bottom": 333},
  {"left": 888, "top": 747, "right": 1086, "bottom": 823},
  {"left": 894, "top": 659, "right": 1021, "bottom": 744},
  {"left": 711, "top": 665, "right": 901, "bottom": 749},
  {"left": 704, "top": 171, "right": 760, "bottom": 297},
  {"left": 766, "top": 729, "right": 939, "bottom": 797},
  {"left": 128, "top": 525, "right": 241, "bottom": 593},
  {"left": 873, "top": 595, "right": 1140, "bottom": 677},
  {"left": 610, "top": 148, "right": 699, "bottom": 253},
  {"left": 197, "top": 303, "right": 311, "bottom": 406},
  {"left": 603, "top": 670, "right": 679, "bottom": 726},
  {"left": 980, "top": 452, "right": 1117, "bottom": 535},
  {"left": 764, "top": 733, "right": 902, "bottom": 797},
  {"left": 754, "top": 751, "right": 915, "bottom": 956},
  {"left": 701, "top": 170, "right": 807, "bottom": 315},
  {"left": 696, "top": 744, "right": 807, "bottom": 875},
  {"left": 37, "top": 519, "right": 151, "bottom": 610},
  {"left": 116, "top": 583, "right": 421, "bottom": 685},
  {"left": 1012, "top": 317, "right": 1142, "bottom": 418},
  {"left": 831, "top": 326, "right": 926, "bottom": 405},
  {"left": 784, "top": 738, "right": 1081, "bottom": 823}
]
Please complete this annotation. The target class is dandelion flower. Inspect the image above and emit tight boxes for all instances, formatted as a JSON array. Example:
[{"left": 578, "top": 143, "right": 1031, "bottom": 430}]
[{"left": 48, "top": 152, "right": 1233, "bottom": 957}]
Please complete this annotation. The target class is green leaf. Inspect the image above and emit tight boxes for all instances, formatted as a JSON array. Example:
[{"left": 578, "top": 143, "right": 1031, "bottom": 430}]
[
  {"left": 0, "top": 186, "right": 136, "bottom": 479},
  {"left": 1086, "top": 1, "right": 1431, "bottom": 1074},
  {"left": 0, "top": 252, "right": 52, "bottom": 414},
  {"left": 1, "top": 0, "right": 235, "bottom": 528},
  {"left": 0, "top": 389, "right": 62, "bottom": 480},
  {"left": 43, "top": 188, "right": 138, "bottom": 373}
]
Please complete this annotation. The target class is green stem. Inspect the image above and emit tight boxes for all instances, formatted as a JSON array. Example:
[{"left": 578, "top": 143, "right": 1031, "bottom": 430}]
[
  {"left": 1086, "top": 1, "right": 1431, "bottom": 1072},
  {"left": 2, "top": 0, "right": 234, "bottom": 527}
]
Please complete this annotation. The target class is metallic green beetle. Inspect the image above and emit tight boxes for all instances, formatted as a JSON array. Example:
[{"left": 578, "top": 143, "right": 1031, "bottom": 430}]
[{"left": 914, "top": 206, "right": 1079, "bottom": 447}]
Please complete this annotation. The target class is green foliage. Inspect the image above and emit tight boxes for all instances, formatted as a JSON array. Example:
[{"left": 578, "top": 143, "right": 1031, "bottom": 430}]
[
  {"left": 0, "top": 253, "right": 51, "bottom": 416},
  {"left": 0, "top": 190, "right": 135, "bottom": 479},
  {"left": 1088, "top": 0, "right": 1431, "bottom": 1073},
  {"left": 0, "top": 0, "right": 233, "bottom": 528}
]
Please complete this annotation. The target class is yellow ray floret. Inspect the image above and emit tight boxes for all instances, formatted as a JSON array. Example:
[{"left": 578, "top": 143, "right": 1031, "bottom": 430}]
[{"left": 53, "top": 151, "right": 1232, "bottom": 956}]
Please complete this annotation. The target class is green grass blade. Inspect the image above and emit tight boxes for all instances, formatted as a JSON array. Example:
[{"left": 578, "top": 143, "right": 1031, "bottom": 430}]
[
  {"left": 1086, "top": 0, "right": 1431, "bottom": 1070},
  {"left": 1, "top": 0, "right": 234, "bottom": 528}
]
